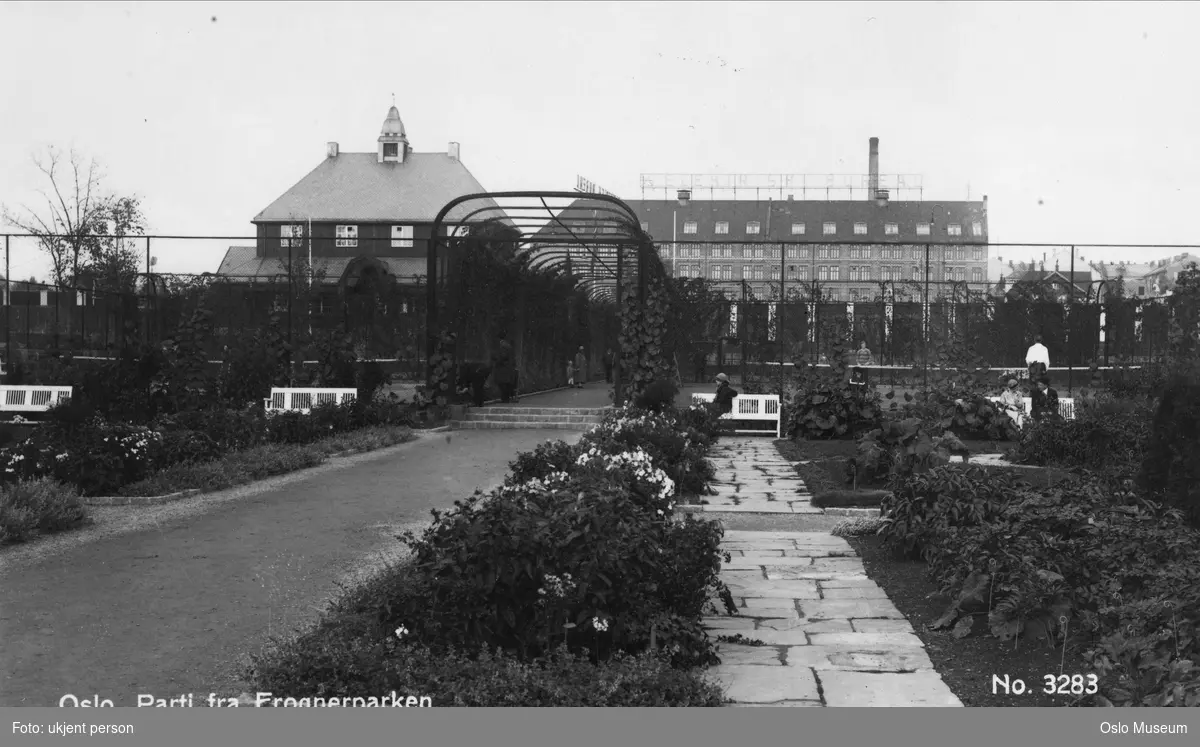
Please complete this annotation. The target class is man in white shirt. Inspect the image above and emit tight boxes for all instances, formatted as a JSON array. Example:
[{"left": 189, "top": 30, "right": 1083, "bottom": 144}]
[{"left": 1026, "top": 335, "right": 1050, "bottom": 380}]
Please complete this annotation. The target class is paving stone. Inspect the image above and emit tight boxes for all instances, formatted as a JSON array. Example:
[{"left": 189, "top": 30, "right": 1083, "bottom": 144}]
[
  {"left": 819, "top": 586, "right": 891, "bottom": 600},
  {"left": 786, "top": 646, "right": 933, "bottom": 672},
  {"left": 787, "top": 547, "right": 854, "bottom": 559},
  {"left": 737, "top": 549, "right": 786, "bottom": 558},
  {"left": 766, "top": 570, "right": 869, "bottom": 581},
  {"left": 715, "top": 646, "right": 784, "bottom": 666},
  {"left": 731, "top": 629, "right": 811, "bottom": 646},
  {"left": 739, "top": 598, "right": 801, "bottom": 614},
  {"left": 808, "top": 632, "right": 925, "bottom": 648},
  {"left": 706, "top": 505, "right": 797, "bottom": 514},
  {"left": 818, "top": 578, "right": 880, "bottom": 589},
  {"left": 702, "top": 617, "right": 759, "bottom": 631},
  {"left": 818, "top": 671, "right": 962, "bottom": 707},
  {"left": 728, "top": 557, "right": 814, "bottom": 569},
  {"left": 809, "top": 557, "right": 868, "bottom": 570},
  {"left": 723, "top": 531, "right": 833, "bottom": 541},
  {"left": 769, "top": 565, "right": 868, "bottom": 581},
  {"left": 726, "top": 580, "right": 821, "bottom": 599},
  {"left": 757, "top": 618, "right": 853, "bottom": 633},
  {"left": 799, "top": 599, "right": 906, "bottom": 620},
  {"left": 722, "top": 570, "right": 768, "bottom": 582},
  {"left": 728, "top": 701, "right": 823, "bottom": 707},
  {"left": 851, "top": 619, "right": 916, "bottom": 634},
  {"left": 709, "top": 665, "right": 821, "bottom": 703}
]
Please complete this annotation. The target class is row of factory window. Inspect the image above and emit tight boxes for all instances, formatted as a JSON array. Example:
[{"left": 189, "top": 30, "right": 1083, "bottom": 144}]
[
  {"left": 665, "top": 244, "right": 987, "bottom": 262},
  {"left": 643, "top": 220, "right": 985, "bottom": 237},
  {"left": 678, "top": 285, "right": 965, "bottom": 303},
  {"left": 674, "top": 264, "right": 985, "bottom": 284}
]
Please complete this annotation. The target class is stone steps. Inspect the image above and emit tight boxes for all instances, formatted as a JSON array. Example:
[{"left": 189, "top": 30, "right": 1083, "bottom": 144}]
[
  {"left": 449, "top": 420, "right": 598, "bottom": 430},
  {"left": 477, "top": 406, "right": 609, "bottom": 416},
  {"left": 464, "top": 413, "right": 603, "bottom": 424}
]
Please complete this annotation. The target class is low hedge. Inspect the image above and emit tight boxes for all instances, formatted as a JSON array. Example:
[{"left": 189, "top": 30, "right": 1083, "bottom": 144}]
[
  {"left": 248, "top": 400, "right": 735, "bottom": 705},
  {"left": 0, "top": 478, "right": 88, "bottom": 545}
]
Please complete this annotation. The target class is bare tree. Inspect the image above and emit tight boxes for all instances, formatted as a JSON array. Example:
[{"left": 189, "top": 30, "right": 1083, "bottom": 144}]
[{"left": 2, "top": 146, "right": 110, "bottom": 286}]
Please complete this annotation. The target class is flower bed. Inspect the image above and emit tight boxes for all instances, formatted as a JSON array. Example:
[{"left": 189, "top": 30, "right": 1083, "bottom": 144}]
[
  {"left": 247, "top": 401, "right": 739, "bottom": 706},
  {"left": 876, "top": 465, "right": 1200, "bottom": 706},
  {"left": 0, "top": 395, "right": 415, "bottom": 498},
  {"left": 0, "top": 396, "right": 418, "bottom": 545}
]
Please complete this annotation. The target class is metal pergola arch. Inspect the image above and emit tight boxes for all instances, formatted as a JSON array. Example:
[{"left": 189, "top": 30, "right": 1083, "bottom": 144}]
[{"left": 427, "top": 191, "right": 664, "bottom": 403}]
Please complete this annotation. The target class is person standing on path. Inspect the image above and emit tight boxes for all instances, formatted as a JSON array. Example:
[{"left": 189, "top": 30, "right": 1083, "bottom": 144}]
[
  {"left": 574, "top": 346, "right": 587, "bottom": 388},
  {"left": 1026, "top": 334, "right": 1050, "bottom": 381},
  {"left": 714, "top": 372, "right": 738, "bottom": 415},
  {"left": 604, "top": 348, "right": 614, "bottom": 383},
  {"left": 566, "top": 357, "right": 576, "bottom": 388},
  {"left": 491, "top": 330, "right": 517, "bottom": 403}
]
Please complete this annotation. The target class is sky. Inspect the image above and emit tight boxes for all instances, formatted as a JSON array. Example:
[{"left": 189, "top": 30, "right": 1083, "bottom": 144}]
[{"left": 2, "top": 0, "right": 1199, "bottom": 281}]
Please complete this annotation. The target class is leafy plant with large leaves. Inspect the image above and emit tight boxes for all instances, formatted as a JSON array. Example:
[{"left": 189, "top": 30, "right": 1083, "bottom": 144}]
[
  {"left": 899, "top": 334, "right": 1020, "bottom": 441},
  {"left": 785, "top": 340, "right": 884, "bottom": 439}
]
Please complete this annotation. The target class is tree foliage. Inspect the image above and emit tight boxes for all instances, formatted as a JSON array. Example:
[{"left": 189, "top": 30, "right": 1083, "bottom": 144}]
[{"left": 2, "top": 146, "right": 146, "bottom": 289}]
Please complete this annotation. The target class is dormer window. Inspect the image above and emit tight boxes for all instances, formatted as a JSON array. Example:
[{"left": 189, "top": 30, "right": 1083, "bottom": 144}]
[{"left": 383, "top": 142, "right": 399, "bottom": 159}]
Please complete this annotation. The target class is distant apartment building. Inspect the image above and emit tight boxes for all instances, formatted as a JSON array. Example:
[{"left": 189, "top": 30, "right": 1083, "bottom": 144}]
[
  {"left": 1091, "top": 253, "right": 1200, "bottom": 299},
  {"left": 625, "top": 138, "right": 989, "bottom": 301}
]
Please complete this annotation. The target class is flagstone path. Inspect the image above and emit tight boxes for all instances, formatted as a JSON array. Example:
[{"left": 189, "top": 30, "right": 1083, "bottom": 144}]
[{"left": 702, "top": 437, "right": 962, "bottom": 707}]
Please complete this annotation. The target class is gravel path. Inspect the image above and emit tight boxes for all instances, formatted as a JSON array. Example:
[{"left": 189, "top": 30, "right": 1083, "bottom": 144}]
[{"left": 0, "top": 428, "right": 579, "bottom": 707}]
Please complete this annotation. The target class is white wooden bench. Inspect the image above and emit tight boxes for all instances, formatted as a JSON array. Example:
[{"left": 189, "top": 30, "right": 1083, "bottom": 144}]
[
  {"left": 988, "top": 396, "right": 1075, "bottom": 425},
  {"left": 264, "top": 388, "right": 356, "bottom": 415},
  {"left": 0, "top": 385, "right": 72, "bottom": 413},
  {"left": 691, "top": 393, "right": 782, "bottom": 438}
]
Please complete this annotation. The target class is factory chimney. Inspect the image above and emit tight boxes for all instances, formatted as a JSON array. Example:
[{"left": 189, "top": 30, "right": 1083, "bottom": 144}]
[{"left": 868, "top": 137, "right": 880, "bottom": 198}]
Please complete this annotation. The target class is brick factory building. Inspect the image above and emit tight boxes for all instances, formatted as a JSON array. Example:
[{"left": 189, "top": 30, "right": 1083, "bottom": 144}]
[{"left": 626, "top": 138, "right": 990, "bottom": 301}]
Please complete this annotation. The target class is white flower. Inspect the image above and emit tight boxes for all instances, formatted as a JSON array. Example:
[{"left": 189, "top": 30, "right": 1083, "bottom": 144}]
[
  {"left": 395, "top": 625, "right": 409, "bottom": 639},
  {"left": 592, "top": 617, "right": 610, "bottom": 632}
]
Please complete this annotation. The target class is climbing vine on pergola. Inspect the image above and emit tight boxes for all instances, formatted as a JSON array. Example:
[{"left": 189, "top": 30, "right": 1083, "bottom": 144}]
[{"left": 426, "top": 192, "right": 672, "bottom": 406}]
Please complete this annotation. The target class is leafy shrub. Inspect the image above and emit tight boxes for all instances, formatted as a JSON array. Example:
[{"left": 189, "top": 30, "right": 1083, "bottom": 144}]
[
  {"left": 506, "top": 439, "right": 579, "bottom": 487},
  {"left": 786, "top": 343, "right": 884, "bottom": 439},
  {"left": 1138, "top": 376, "right": 1200, "bottom": 526},
  {"left": 217, "top": 324, "right": 291, "bottom": 408},
  {"left": 830, "top": 516, "right": 885, "bottom": 537},
  {"left": 856, "top": 417, "right": 967, "bottom": 485},
  {"left": 394, "top": 477, "right": 730, "bottom": 668},
  {"left": 1009, "top": 408, "right": 1151, "bottom": 475},
  {"left": 878, "top": 464, "right": 1019, "bottom": 560},
  {"left": 584, "top": 407, "right": 715, "bottom": 498},
  {"left": 633, "top": 379, "right": 680, "bottom": 413},
  {"left": 154, "top": 429, "right": 224, "bottom": 469},
  {"left": 677, "top": 403, "right": 726, "bottom": 444},
  {"left": 0, "top": 478, "right": 88, "bottom": 544},
  {"left": 250, "top": 633, "right": 725, "bottom": 707},
  {"left": 0, "top": 418, "right": 163, "bottom": 497},
  {"left": 159, "top": 407, "right": 269, "bottom": 453},
  {"left": 881, "top": 459, "right": 1200, "bottom": 706}
]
